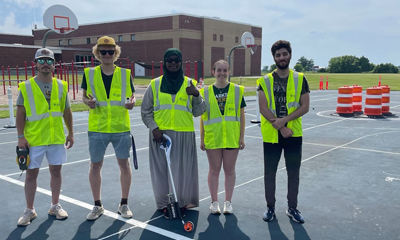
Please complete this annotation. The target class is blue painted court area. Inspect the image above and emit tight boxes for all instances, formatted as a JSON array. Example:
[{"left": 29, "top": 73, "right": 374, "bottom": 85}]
[{"left": 0, "top": 90, "right": 399, "bottom": 240}]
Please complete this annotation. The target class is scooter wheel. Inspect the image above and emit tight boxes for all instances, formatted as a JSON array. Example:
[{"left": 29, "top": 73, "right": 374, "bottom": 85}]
[{"left": 184, "top": 221, "right": 194, "bottom": 232}]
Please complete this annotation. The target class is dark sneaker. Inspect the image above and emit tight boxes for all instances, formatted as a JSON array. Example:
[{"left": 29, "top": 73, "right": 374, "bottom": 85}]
[
  {"left": 262, "top": 207, "right": 276, "bottom": 222},
  {"left": 163, "top": 208, "right": 170, "bottom": 220},
  {"left": 286, "top": 208, "right": 305, "bottom": 223}
]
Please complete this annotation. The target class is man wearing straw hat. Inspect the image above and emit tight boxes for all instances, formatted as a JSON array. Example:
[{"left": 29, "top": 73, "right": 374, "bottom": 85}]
[{"left": 81, "top": 36, "right": 136, "bottom": 220}]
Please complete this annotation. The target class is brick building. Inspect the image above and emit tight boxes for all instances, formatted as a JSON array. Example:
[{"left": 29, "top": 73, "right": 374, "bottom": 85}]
[{"left": 1, "top": 14, "right": 262, "bottom": 77}]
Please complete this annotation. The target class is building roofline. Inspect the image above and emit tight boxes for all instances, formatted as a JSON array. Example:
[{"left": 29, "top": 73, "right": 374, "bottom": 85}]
[
  {"left": 0, "top": 33, "right": 33, "bottom": 37},
  {"left": 33, "top": 13, "right": 262, "bottom": 32},
  {"left": 0, "top": 43, "right": 91, "bottom": 52}
]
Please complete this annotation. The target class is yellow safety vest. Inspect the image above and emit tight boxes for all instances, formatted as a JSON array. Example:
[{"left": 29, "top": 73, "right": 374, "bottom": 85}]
[
  {"left": 84, "top": 66, "right": 132, "bottom": 133},
  {"left": 200, "top": 83, "right": 244, "bottom": 149},
  {"left": 257, "top": 70, "right": 303, "bottom": 143},
  {"left": 151, "top": 76, "right": 197, "bottom": 132},
  {"left": 19, "top": 77, "right": 67, "bottom": 147}
]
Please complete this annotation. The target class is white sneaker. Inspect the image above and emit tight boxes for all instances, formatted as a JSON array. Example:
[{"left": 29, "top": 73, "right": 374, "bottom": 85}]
[
  {"left": 118, "top": 204, "right": 132, "bottom": 219},
  {"left": 223, "top": 201, "right": 233, "bottom": 214},
  {"left": 87, "top": 206, "right": 104, "bottom": 221},
  {"left": 18, "top": 208, "right": 37, "bottom": 226},
  {"left": 210, "top": 201, "right": 221, "bottom": 214},
  {"left": 48, "top": 203, "right": 68, "bottom": 219}
]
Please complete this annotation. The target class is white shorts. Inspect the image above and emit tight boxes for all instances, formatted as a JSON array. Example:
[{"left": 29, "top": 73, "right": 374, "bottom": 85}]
[{"left": 28, "top": 144, "right": 67, "bottom": 169}]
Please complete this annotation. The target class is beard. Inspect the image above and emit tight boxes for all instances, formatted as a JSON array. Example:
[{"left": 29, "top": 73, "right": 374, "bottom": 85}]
[{"left": 276, "top": 60, "right": 290, "bottom": 70}]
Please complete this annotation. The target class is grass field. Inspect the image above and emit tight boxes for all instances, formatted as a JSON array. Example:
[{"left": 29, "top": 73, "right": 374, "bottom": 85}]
[
  {"left": 2, "top": 72, "right": 399, "bottom": 90},
  {"left": 1, "top": 72, "right": 398, "bottom": 119}
]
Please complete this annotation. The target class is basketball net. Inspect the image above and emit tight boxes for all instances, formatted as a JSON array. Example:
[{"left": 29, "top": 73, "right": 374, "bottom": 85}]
[
  {"left": 247, "top": 44, "right": 258, "bottom": 55},
  {"left": 59, "top": 27, "right": 75, "bottom": 34}
]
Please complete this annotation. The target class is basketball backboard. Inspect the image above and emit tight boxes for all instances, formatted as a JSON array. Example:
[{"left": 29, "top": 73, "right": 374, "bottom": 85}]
[
  {"left": 241, "top": 32, "right": 255, "bottom": 48},
  {"left": 43, "top": 5, "right": 78, "bottom": 34},
  {"left": 240, "top": 31, "right": 258, "bottom": 55}
]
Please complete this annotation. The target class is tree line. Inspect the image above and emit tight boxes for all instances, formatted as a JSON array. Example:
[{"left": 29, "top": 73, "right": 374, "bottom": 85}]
[{"left": 262, "top": 56, "right": 399, "bottom": 73}]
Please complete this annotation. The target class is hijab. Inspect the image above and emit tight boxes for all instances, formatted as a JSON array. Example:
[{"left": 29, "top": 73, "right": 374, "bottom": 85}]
[{"left": 160, "top": 48, "right": 184, "bottom": 94}]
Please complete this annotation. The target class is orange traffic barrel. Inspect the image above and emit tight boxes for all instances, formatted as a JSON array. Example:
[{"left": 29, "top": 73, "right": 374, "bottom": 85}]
[
  {"left": 336, "top": 85, "right": 353, "bottom": 115},
  {"left": 381, "top": 85, "right": 390, "bottom": 114},
  {"left": 352, "top": 85, "right": 363, "bottom": 114},
  {"left": 364, "top": 86, "right": 382, "bottom": 116}
]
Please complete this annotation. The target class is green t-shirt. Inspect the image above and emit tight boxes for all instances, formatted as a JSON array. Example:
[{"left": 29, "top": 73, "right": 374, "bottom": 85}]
[{"left": 212, "top": 85, "right": 246, "bottom": 115}]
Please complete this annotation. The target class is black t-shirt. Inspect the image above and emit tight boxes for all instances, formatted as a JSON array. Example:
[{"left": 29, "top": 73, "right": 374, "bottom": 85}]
[
  {"left": 212, "top": 84, "right": 246, "bottom": 115},
  {"left": 81, "top": 69, "right": 135, "bottom": 99},
  {"left": 258, "top": 71, "right": 310, "bottom": 117}
]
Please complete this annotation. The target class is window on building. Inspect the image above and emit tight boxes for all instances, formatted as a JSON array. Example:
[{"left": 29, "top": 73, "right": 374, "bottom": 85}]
[
  {"left": 59, "top": 40, "right": 62, "bottom": 46},
  {"left": 131, "top": 34, "right": 135, "bottom": 41},
  {"left": 118, "top": 35, "right": 123, "bottom": 42},
  {"left": 213, "top": 34, "right": 217, "bottom": 41},
  {"left": 86, "top": 38, "right": 91, "bottom": 44},
  {"left": 75, "top": 54, "right": 100, "bottom": 66},
  {"left": 220, "top": 35, "right": 223, "bottom": 42},
  {"left": 68, "top": 39, "right": 72, "bottom": 45},
  {"left": 235, "top": 36, "right": 239, "bottom": 43}
]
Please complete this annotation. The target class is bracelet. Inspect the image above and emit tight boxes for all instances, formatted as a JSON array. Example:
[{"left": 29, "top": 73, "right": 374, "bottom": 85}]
[{"left": 18, "top": 135, "right": 24, "bottom": 138}]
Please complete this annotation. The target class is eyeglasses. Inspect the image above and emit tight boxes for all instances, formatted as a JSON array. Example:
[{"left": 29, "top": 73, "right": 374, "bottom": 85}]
[
  {"left": 36, "top": 59, "right": 54, "bottom": 65},
  {"left": 99, "top": 50, "right": 115, "bottom": 56},
  {"left": 166, "top": 57, "right": 181, "bottom": 63}
]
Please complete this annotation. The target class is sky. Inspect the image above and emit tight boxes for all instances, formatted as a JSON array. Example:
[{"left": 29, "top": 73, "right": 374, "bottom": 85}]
[{"left": 1, "top": 0, "right": 399, "bottom": 69}]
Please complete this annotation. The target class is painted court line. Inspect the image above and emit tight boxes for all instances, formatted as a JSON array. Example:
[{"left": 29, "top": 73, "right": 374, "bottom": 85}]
[
  {"left": 0, "top": 128, "right": 149, "bottom": 146},
  {"left": 304, "top": 142, "right": 400, "bottom": 155},
  {"left": 316, "top": 110, "right": 400, "bottom": 120},
  {"left": 5, "top": 147, "right": 149, "bottom": 177},
  {"left": 200, "top": 130, "right": 400, "bottom": 202},
  {"left": 0, "top": 174, "right": 193, "bottom": 240}
]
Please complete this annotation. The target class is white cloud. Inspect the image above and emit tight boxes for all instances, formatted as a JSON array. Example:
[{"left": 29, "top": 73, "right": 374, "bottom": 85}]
[
  {"left": 0, "top": 12, "right": 34, "bottom": 35},
  {"left": 4, "top": 0, "right": 38, "bottom": 7},
  {"left": 1, "top": 0, "right": 399, "bottom": 67}
]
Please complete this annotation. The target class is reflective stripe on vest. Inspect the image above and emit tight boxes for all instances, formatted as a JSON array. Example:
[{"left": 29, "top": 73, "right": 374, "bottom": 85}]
[
  {"left": 261, "top": 75, "right": 276, "bottom": 116},
  {"left": 200, "top": 83, "right": 243, "bottom": 149},
  {"left": 152, "top": 76, "right": 195, "bottom": 132},
  {"left": 262, "top": 72, "right": 300, "bottom": 116},
  {"left": 153, "top": 77, "right": 193, "bottom": 113},
  {"left": 20, "top": 77, "right": 66, "bottom": 146},
  {"left": 25, "top": 79, "right": 64, "bottom": 121},
  {"left": 85, "top": 66, "right": 132, "bottom": 133},
  {"left": 89, "top": 67, "right": 127, "bottom": 107},
  {"left": 259, "top": 70, "right": 303, "bottom": 143},
  {"left": 203, "top": 84, "right": 241, "bottom": 125}
]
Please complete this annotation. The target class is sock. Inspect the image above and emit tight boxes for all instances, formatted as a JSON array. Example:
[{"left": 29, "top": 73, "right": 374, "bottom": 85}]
[
  {"left": 94, "top": 200, "right": 102, "bottom": 207},
  {"left": 120, "top": 198, "right": 128, "bottom": 205}
]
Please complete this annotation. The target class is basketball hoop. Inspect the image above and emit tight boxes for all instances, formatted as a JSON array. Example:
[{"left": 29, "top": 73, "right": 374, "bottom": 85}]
[
  {"left": 59, "top": 27, "right": 74, "bottom": 34},
  {"left": 246, "top": 44, "right": 258, "bottom": 55}
]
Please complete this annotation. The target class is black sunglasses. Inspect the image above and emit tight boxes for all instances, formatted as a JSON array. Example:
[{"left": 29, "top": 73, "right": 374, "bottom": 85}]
[
  {"left": 99, "top": 50, "right": 115, "bottom": 56},
  {"left": 166, "top": 57, "right": 181, "bottom": 63},
  {"left": 36, "top": 59, "right": 54, "bottom": 65}
]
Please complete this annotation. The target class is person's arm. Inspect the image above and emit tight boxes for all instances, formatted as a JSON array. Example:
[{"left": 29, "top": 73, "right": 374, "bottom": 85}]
[
  {"left": 125, "top": 93, "right": 135, "bottom": 110},
  {"left": 16, "top": 105, "right": 29, "bottom": 149},
  {"left": 258, "top": 89, "right": 276, "bottom": 123},
  {"left": 63, "top": 108, "right": 74, "bottom": 149},
  {"left": 239, "top": 107, "right": 245, "bottom": 150},
  {"left": 271, "top": 92, "right": 310, "bottom": 130},
  {"left": 82, "top": 89, "right": 97, "bottom": 109},
  {"left": 200, "top": 117, "right": 205, "bottom": 151},
  {"left": 125, "top": 74, "right": 136, "bottom": 110},
  {"left": 141, "top": 84, "right": 163, "bottom": 143}
]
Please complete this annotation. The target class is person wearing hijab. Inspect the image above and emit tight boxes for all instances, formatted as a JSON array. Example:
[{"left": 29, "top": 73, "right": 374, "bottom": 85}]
[{"left": 141, "top": 48, "right": 205, "bottom": 218}]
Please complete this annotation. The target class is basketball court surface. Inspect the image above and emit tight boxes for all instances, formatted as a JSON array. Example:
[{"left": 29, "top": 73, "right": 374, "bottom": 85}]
[{"left": 1, "top": 90, "right": 399, "bottom": 240}]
